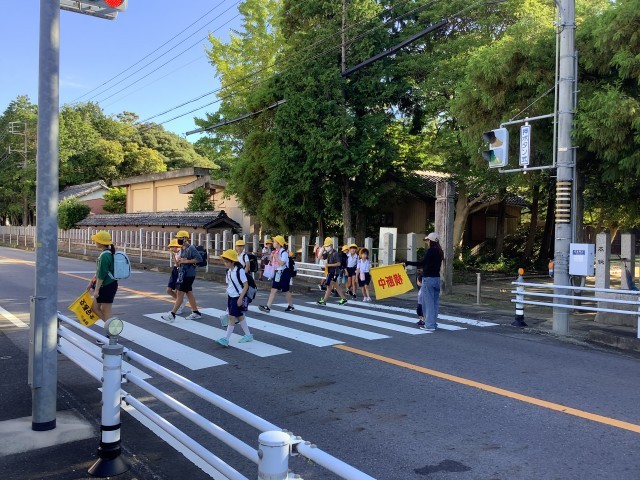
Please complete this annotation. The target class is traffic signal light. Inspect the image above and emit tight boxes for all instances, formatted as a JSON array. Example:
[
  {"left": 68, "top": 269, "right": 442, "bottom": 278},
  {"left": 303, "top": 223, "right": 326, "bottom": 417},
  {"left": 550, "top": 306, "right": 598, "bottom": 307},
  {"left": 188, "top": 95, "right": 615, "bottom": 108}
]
[
  {"left": 482, "top": 128, "right": 509, "bottom": 168},
  {"left": 87, "top": 0, "right": 128, "bottom": 10}
]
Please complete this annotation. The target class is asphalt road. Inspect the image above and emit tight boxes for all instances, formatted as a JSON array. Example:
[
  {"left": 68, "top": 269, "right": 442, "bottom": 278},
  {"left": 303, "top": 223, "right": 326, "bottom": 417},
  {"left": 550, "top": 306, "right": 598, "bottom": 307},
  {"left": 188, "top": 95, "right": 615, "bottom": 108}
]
[{"left": 1, "top": 246, "right": 640, "bottom": 480}]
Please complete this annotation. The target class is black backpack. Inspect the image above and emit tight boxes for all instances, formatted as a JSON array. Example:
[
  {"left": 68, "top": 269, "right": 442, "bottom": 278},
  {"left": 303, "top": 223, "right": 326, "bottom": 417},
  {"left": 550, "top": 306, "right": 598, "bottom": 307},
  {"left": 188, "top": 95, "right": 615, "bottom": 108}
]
[
  {"left": 288, "top": 255, "right": 297, "bottom": 277},
  {"left": 195, "top": 245, "right": 208, "bottom": 267},
  {"left": 247, "top": 253, "right": 259, "bottom": 273}
]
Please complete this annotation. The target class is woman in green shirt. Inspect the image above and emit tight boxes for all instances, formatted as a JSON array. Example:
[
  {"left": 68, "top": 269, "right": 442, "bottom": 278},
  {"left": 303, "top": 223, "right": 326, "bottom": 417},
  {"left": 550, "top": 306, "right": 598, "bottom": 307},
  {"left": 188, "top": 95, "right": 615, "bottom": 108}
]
[{"left": 87, "top": 230, "right": 118, "bottom": 321}]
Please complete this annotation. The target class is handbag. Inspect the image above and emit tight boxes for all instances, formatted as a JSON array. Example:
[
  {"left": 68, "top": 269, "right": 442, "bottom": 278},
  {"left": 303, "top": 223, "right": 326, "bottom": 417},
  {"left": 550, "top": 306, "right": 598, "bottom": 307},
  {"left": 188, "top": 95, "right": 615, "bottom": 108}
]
[{"left": 264, "top": 264, "right": 275, "bottom": 279}]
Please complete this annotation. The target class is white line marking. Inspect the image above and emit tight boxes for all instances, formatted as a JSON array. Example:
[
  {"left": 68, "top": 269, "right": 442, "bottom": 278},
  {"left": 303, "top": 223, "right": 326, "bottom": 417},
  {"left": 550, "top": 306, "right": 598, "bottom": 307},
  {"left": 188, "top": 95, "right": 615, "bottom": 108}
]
[
  {"left": 248, "top": 306, "right": 389, "bottom": 340},
  {"left": 303, "top": 302, "right": 466, "bottom": 331},
  {"left": 276, "top": 304, "right": 429, "bottom": 335},
  {"left": 60, "top": 271, "right": 97, "bottom": 274},
  {"left": 95, "top": 320, "right": 226, "bottom": 370},
  {"left": 0, "top": 306, "right": 29, "bottom": 328},
  {"left": 145, "top": 312, "right": 290, "bottom": 357},
  {"left": 352, "top": 301, "right": 498, "bottom": 327},
  {"left": 200, "top": 308, "right": 343, "bottom": 347}
]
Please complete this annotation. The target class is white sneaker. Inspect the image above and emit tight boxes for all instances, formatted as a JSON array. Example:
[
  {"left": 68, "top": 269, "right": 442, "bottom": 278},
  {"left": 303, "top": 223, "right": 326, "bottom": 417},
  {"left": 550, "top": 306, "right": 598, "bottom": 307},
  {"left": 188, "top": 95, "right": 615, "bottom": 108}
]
[
  {"left": 160, "top": 312, "right": 175, "bottom": 323},
  {"left": 186, "top": 312, "right": 202, "bottom": 320}
]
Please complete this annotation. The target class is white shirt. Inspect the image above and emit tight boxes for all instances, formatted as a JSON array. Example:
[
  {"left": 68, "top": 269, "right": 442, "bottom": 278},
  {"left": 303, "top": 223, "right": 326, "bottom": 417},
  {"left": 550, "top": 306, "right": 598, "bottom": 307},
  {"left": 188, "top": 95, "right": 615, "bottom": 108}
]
[
  {"left": 347, "top": 252, "right": 358, "bottom": 268},
  {"left": 274, "top": 248, "right": 288, "bottom": 271},
  {"left": 357, "top": 258, "right": 371, "bottom": 273},
  {"left": 226, "top": 266, "right": 247, "bottom": 297}
]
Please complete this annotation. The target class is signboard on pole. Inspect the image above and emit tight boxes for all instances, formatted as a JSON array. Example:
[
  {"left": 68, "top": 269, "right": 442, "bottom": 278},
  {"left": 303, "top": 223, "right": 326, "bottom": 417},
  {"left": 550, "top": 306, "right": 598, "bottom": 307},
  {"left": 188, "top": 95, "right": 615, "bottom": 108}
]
[{"left": 520, "top": 124, "right": 531, "bottom": 166}]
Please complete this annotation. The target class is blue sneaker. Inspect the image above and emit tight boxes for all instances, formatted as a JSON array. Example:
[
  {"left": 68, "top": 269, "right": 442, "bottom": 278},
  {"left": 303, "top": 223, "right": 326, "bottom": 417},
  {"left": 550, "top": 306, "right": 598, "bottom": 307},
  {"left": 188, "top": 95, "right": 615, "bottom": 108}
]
[
  {"left": 216, "top": 337, "right": 229, "bottom": 347},
  {"left": 220, "top": 314, "right": 229, "bottom": 328},
  {"left": 239, "top": 334, "right": 254, "bottom": 343}
]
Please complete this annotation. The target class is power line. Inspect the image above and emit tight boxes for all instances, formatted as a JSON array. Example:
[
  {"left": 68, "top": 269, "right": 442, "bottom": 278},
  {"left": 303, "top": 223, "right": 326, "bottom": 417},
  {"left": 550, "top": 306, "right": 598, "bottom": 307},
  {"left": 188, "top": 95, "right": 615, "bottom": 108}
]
[
  {"left": 142, "top": 0, "right": 435, "bottom": 127},
  {"left": 70, "top": 0, "right": 235, "bottom": 104},
  {"left": 93, "top": 11, "right": 241, "bottom": 105}
]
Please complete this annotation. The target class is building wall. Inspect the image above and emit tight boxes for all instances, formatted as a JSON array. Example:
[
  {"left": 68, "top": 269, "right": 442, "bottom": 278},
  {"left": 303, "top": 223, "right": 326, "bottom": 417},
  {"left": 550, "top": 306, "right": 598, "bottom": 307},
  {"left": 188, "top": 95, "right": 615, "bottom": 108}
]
[
  {"left": 127, "top": 176, "right": 199, "bottom": 213},
  {"left": 82, "top": 198, "right": 107, "bottom": 215}
]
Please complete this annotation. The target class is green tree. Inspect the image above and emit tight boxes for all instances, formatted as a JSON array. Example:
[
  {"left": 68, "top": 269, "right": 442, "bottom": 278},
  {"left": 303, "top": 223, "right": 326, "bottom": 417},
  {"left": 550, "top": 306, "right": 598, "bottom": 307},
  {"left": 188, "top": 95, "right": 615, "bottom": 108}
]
[
  {"left": 58, "top": 197, "right": 90, "bottom": 230},
  {"left": 103, "top": 187, "right": 127, "bottom": 214},
  {"left": 186, "top": 187, "right": 215, "bottom": 211}
]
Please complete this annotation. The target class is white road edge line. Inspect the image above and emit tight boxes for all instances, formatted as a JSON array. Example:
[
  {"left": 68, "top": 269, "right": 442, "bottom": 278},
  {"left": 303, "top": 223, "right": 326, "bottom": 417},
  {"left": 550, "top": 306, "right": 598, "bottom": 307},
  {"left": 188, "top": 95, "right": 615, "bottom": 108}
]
[{"left": 0, "top": 305, "right": 29, "bottom": 328}]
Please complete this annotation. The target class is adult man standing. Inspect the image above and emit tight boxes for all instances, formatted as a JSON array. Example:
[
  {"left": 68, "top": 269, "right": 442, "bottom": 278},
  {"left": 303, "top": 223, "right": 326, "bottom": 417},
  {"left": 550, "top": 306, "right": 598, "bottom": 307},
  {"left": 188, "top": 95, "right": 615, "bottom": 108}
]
[{"left": 161, "top": 231, "right": 203, "bottom": 322}]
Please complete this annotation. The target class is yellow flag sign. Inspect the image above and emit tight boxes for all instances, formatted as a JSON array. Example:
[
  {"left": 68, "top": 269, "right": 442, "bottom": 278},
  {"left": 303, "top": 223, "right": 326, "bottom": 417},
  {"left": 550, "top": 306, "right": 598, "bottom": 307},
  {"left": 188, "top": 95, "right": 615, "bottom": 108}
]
[
  {"left": 68, "top": 291, "right": 100, "bottom": 327},
  {"left": 371, "top": 264, "right": 413, "bottom": 300}
]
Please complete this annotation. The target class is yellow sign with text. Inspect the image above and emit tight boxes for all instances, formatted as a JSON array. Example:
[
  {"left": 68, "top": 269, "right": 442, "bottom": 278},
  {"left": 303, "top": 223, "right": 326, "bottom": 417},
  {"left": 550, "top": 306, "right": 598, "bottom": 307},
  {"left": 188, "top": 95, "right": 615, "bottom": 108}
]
[
  {"left": 371, "top": 264, "right": 413, "bottom": 300},
  {"left": 68, "top": 291, "right": 99, "bottom": 327}
]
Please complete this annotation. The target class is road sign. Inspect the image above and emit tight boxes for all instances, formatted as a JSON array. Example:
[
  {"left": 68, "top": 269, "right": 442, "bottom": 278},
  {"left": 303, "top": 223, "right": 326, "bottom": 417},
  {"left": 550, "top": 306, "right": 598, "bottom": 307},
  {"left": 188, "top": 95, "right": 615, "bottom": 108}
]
[
  {"left": 520, "top": 124, "right": 531, "bottom": 166},
  {"left": 59, "top": 0, "right": 127, "bottom": 20}
]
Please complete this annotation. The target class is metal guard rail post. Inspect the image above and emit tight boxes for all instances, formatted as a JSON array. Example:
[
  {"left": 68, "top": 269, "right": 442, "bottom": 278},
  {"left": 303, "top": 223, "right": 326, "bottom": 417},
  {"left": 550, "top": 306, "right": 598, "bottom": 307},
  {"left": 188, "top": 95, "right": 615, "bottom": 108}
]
[
  {"left": 56, "top": 313, "right": 376, "bottom": 479},
  {"left": 511, "top": 281, "right": 640, "bottom": 338}
]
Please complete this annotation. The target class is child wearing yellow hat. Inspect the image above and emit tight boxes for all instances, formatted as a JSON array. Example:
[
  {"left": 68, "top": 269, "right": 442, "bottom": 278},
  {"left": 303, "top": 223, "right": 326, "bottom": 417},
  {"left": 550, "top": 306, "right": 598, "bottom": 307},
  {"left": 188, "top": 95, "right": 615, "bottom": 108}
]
[
  {"left": 259, "top": 235, "right": 295, "bottom": 313},
  {"left": 87, "top": 230, "right": 118, "bottom": 321},
  {"left": 216, "top": 249, "right": 254, "bottom": 347}
]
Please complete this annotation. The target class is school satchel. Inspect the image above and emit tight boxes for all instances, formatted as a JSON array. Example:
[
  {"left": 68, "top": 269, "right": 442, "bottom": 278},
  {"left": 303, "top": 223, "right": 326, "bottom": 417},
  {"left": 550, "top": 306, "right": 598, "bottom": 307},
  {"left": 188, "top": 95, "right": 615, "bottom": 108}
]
[
  {"left": 100, "top": 250, "right": 131, "bottom": 280},
  {"left": 235, "top": 269, "right": 257, "bottom": 301},
  {"left": 195, "top": 245, "right": 208, "bottom": 267},
  {"left": 247, "top": 253, "right": 259, "bottom": 273}
]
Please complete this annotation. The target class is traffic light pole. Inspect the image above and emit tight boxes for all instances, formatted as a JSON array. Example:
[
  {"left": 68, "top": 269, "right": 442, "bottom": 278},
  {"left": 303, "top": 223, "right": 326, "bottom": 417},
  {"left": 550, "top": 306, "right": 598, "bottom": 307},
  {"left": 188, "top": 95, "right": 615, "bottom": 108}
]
[
  {"left": 29, "top": 0, "right": 60, "bottom": 431},
  {"left": 552, "top": 0, "right": 576, "bottom": 335}
]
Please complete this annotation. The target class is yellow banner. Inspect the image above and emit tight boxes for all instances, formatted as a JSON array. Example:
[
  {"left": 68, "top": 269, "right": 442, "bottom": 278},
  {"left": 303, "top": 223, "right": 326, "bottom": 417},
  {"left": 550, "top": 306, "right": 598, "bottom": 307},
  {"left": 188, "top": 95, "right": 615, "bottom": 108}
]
[
  {"left": 68, "top": 291, "right": 100, "bottom": 327},
  {"left": 371, "top": 264, "right": 414, "bottom": 300}
]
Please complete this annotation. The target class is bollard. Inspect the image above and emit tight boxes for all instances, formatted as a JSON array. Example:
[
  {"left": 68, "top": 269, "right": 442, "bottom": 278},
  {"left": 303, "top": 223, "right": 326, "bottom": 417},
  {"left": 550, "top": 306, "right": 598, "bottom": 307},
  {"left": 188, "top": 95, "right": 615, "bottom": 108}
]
[
  {"left": 258, "top": 431, "right": 290, "bottom": 480},
  {"left": 512, "top": 268, "right": 527, "bottom": 327},
  {"left": 88, "top": 334, "right": 129, "bottom": 477},
  {"left": 476, "top": 273, "right": 481, "bottom": 305}
]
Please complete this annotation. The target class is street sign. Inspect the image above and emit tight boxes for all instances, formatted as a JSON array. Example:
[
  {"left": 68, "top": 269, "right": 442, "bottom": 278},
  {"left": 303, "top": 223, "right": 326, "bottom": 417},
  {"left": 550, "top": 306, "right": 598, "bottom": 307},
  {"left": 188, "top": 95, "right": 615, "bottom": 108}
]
[{"left": 520, "top": 124, "right": 531, "bottom": 166}]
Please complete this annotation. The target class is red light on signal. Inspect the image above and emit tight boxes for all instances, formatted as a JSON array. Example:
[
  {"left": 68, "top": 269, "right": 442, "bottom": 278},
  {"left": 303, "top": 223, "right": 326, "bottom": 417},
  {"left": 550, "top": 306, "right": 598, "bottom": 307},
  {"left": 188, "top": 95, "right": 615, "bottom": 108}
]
[{"left": 104, "top": 0, "right": 124, "bottom": 7}]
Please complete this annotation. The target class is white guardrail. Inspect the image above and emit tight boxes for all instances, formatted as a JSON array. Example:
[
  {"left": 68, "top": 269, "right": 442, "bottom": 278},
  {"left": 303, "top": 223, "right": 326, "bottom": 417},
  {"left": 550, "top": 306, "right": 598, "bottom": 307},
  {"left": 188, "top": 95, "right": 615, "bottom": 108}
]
[
  {"left": 512, "top": 278, "right": 640, "bottom": 338},
  {"left": 57, "top": 313, "right": 375, "bottom": 480}
]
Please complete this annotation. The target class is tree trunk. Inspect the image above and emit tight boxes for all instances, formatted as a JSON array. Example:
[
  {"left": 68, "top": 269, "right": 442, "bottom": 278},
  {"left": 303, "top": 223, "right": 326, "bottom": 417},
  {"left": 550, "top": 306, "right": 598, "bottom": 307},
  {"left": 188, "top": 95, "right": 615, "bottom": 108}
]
[
  {"left": 317, "top": 217, "right": 325, "bottom": 242},
  {"left": 452, "top": 184, "right": 470, "bottom": 257},
  {"left": 495, "top": 197, "right": 506, "bottom": 257},
  {"left": 524, "top": 181, "right": 540, "bottom": 259},
  {"left": 341, "top": 177, "right": 352, "bottom": 242}
]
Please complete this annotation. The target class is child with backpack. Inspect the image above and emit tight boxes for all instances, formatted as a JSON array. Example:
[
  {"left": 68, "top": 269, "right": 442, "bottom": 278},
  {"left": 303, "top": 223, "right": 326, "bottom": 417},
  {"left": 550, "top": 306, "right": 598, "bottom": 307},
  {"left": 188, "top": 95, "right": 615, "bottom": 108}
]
[
  {"left": 87, "top": 230, "right": 119, "bottom": 321},
  {"left": 216, "top": 249, "right": 254, "bottom": 347},
  {"left": 166, "top": 238, "right": 188, "bottom": 314}
]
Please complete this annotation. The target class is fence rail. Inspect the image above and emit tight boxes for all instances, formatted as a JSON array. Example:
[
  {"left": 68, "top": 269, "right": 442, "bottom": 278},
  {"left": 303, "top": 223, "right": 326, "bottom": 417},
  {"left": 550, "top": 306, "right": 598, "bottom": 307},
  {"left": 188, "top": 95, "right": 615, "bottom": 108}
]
[
  {"left": 56, "top": 312, "right": 376, "bottom": 479},
  {"left": 512, "top": 278, "right": 640, "bottom": 337}
]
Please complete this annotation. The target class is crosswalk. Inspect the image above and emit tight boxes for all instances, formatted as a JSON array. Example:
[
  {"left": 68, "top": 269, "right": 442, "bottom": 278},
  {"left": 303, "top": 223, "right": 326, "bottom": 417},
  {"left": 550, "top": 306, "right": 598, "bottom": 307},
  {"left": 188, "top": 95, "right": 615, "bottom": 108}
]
[{"left": 1, "top": 300, "right": 498, "bottom": 378}]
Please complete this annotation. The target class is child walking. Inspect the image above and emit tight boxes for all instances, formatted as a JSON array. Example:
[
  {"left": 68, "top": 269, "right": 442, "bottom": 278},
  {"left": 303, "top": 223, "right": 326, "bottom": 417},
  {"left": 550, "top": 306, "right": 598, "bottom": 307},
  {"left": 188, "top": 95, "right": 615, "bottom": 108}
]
[
  {"left": 166, "top": 238, "right": 188, "bottom": 314},
  {"left": 216, "top": 249, "right": 254, "bottom": 347},
  {"left": 356, "top": 248, "right": 372, "bottom": 302}
]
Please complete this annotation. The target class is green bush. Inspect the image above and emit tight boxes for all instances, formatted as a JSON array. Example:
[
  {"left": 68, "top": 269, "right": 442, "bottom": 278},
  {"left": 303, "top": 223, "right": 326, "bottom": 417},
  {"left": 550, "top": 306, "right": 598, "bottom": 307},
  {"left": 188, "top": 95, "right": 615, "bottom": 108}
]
[
  {"left": 103, "top": 187, "right": 126, "bottom": 214},
  {"left": 58, "top": 197, "right": 90, "bottom": 230}
]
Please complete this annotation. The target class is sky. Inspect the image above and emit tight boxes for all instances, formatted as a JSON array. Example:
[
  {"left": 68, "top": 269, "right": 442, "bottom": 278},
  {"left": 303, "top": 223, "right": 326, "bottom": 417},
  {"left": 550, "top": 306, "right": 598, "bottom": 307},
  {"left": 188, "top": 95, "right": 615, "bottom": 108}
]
[{"left": 0, "top": 1, "right": 244, "bottom": 141}]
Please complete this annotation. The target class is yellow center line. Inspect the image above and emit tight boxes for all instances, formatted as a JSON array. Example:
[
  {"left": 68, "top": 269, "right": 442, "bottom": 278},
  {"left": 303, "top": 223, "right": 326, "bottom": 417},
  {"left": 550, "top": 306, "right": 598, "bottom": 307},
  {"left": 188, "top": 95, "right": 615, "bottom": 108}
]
[
  {"left": 0, "top": 255, "right": 176, "bottom": 305},
  {"left": 334, "top": 344, "right": 640, "bottom": 434}
]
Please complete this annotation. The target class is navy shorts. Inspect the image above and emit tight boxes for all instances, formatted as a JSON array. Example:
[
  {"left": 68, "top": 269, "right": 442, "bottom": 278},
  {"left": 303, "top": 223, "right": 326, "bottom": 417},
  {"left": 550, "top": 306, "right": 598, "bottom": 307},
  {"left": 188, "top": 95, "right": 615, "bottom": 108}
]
[
  {"left": 168, "top": 268, "right": 179, "bottom": 290},
  {"left": 272, "top": 268, "right": 291, "bottom": 292},
  {"left": 227, "top": 296, "right": 244, "bottom": 318},
  {"left": 346, "top": 266, "right": 357, "bottom": 277},
  {"left": 325, "top": 270, "right": 340, "bottom": 285},
  {"left": 357, "top": 273, "right": 371, "bottom": 287},
  {"left": 96, "top": 281, "right": 118, "bottom": 304},
  {"left": 178, "top": 276, "right": 195, "bottom": 293}
]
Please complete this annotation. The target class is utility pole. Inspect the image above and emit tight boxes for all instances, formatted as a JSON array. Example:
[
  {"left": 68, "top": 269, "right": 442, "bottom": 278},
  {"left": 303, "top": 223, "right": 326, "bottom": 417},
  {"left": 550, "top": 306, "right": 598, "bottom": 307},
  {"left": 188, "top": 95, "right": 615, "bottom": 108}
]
[
  {"left": 29, "top": 0, "right": 60, "bottom": 432},
  {"left": 552, "top": 0, "right": 576, "bottom": 334}
]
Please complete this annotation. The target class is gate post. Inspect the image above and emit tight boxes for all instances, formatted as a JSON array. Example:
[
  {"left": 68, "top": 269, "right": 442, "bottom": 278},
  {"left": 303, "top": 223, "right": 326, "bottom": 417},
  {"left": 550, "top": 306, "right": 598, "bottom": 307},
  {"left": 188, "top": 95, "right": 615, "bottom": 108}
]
[
  {"left": 88, "top": 335, "right": 129, "bottom": 477},
  {"left": 258, "top": 431, "right": 290, "bottom": 480},
  {"left": 512, "top": 268, "right": 527, "bottom": 327}
]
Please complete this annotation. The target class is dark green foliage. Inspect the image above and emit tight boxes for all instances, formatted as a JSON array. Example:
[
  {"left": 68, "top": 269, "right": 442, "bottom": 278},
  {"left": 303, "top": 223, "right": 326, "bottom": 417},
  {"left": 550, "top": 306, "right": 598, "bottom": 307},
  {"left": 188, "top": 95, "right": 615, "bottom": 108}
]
[
  {"left": 58, "top": 198, "right": 91, "bottom": 230},
  {"left": 186, "top": 187, "right": 215, "bottom": 212},
  {"left": 103, "top": 187, "right": 126, "bottom": 214}
]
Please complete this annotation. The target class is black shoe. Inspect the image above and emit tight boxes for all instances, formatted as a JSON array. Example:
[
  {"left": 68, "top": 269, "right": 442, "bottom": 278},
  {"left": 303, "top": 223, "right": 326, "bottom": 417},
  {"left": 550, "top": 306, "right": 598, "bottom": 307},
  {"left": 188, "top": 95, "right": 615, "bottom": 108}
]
[
  {"left": 284, "top": 305, "right": 295, "bottom": 312},
  {"left": 259, "top": 305, "right": 271, "bottom": 313},
  {"left": 417, "top": 320, "right": 426, "bottom": 329},
  {"left": 319, "top": 285, "right": 327, "bottom": 291},
  {"left": 331, "top": 290, "right": 340, "bottom": 297}
]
